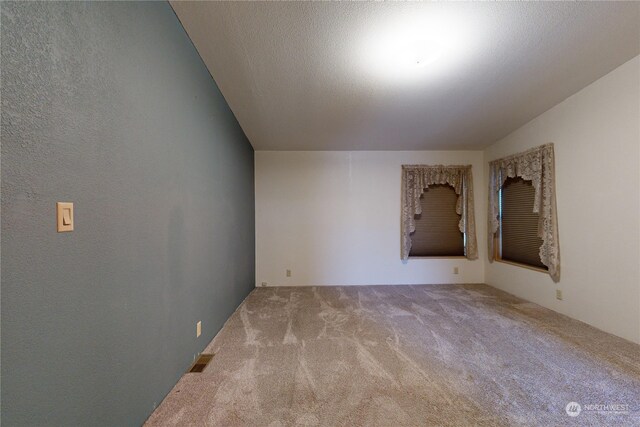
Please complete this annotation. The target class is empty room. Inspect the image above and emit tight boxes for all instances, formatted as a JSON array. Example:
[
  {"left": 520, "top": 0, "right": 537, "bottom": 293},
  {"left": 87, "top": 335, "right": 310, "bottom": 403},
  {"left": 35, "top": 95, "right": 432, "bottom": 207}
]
[{"left": 2, "top": 1, "right": 639, "bottom": 426}]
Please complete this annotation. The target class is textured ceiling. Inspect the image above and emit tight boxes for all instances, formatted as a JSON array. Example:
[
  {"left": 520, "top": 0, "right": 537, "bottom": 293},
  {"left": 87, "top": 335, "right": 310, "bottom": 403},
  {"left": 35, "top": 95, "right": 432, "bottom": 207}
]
[{"left": 171, "top": 1, "right": 639, "bottom": 151}]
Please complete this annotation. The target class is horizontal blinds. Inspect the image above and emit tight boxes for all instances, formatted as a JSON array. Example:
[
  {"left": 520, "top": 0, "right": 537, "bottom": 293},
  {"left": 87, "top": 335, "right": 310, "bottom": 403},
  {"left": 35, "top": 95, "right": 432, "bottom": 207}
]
[
  {"left": 409, "top": 184, "right": 464, "bottom": 257},
  {"left": 500, "top": 177, "right": 547, "bottom": 269}
]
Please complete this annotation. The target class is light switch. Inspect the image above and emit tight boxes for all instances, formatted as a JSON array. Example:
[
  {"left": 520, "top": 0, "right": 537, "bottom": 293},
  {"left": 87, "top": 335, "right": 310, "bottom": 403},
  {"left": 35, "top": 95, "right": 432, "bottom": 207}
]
[
  {"left": 57, "top": 202, "right": 74, "bottom": 232},
  {"left": 62, "top": 209, "right": 71, "bottom": 225}
]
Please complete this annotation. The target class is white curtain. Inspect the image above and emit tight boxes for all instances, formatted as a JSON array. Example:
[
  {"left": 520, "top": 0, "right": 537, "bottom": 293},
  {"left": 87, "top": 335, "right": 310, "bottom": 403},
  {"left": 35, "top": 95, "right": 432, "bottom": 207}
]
[
  {"left": 401, "top": 165, "right": 478, "bottom": 260},
  {"left": 488, "top": 143, "right": 560, "bottom": 282}
]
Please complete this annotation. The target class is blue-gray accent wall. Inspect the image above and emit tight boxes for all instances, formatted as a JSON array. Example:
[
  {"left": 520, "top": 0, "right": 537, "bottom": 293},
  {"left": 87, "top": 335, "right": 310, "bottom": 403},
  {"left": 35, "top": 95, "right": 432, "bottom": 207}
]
[{"left": 1, "top": 2, "right": 255, "bottom": 425}]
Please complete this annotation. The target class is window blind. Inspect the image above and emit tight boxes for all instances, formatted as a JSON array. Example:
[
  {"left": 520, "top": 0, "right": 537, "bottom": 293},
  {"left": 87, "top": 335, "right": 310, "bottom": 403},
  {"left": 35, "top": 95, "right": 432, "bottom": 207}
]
[
  {"left": 500, "top": 177, "right": 547, "bottom": 269},
  {"left": 409, "top": 184, "right": 464, "bottom": 257}
]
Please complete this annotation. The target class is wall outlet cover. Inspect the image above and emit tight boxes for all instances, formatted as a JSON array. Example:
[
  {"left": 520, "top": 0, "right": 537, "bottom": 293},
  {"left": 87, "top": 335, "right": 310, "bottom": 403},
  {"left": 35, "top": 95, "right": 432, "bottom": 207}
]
[
  {"left": 556, "top": 290, "right": 563, "bottom": 301},
  {"left": 196, "top": 321, "right": 202, "bottom": 337}
]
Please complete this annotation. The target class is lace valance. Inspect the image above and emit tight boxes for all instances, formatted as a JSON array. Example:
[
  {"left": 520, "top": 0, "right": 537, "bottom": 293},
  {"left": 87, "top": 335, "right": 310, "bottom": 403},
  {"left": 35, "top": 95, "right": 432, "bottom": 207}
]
[
  {"left": 401, "top": 165, "right": 478, "bottom": 260},
  {"left": 488, "top": 143, "right": 560, "bottom": 282}
]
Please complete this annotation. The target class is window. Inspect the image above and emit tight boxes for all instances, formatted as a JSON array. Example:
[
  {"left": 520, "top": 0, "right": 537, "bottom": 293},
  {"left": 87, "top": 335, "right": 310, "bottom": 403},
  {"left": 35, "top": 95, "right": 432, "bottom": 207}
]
[
  {"left": 409, "top": 184, "right": 464, "bottom": 257},
  {"left": 497, "top": 177, "right": 547, "bottom": 270},
  {"left": 401, "top": 164, "right": 477, "bottom": 260},
  {"left": 488, "top": 144, "right": 559, "bottom": 281}
]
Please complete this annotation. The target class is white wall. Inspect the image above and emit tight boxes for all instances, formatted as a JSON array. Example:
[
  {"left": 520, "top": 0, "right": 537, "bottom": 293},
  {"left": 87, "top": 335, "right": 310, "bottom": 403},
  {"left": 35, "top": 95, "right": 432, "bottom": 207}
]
[
  {"left": 484, "top": 56, "right": 640, "bottom": 344},
  {"left": 256, "top": 151, "right": 485, "bottom": 286}
]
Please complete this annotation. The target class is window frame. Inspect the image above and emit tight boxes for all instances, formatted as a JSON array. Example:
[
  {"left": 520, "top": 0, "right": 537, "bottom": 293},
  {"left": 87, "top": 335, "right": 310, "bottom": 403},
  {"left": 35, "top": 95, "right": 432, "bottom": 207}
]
[{"left": 400, "top": 164, "right": 478, "bottom": 261}]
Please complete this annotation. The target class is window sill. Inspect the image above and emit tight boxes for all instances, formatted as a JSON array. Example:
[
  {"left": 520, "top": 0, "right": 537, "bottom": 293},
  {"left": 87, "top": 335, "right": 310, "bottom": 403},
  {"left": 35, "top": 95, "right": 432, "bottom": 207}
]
[
  {"left": 408, "top": 256, "right": 467, "bottom": 259},
  {"left": 494, "top": 258, "right": 548, "bottom": 274}
]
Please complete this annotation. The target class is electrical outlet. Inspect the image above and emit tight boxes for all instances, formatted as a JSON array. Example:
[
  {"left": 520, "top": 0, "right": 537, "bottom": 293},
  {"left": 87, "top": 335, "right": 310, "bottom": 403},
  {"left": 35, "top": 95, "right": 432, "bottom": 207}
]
[
  {"left": 261, "top": 282, "right": 268, "bottom": 287},
  {"left": 196, "top": 321, "right": 202, "bottom": 337},
  {"left": 453, "top": 267, "right": 459, "bottom": 275},
  {"left": 556, "top": 290, "right": 563, "bottom": 301},
  {"left": 286, "top": 269, "right": 291, "bottom": 277}
]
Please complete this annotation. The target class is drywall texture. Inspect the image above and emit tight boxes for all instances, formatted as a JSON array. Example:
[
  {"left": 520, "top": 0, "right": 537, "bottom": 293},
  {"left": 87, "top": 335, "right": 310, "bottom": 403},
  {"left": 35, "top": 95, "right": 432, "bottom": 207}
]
[
  {"left": 171, "top": 1, "right": 640, "bottom": 151},
  {"left": 255, "top": 151, "right": 485, "bottom": 286},
  {"left": 1, "top": 2, "right": 255, "bottom": 426},
  {"left": 484, "top": 56, "right": 640, "bottom": 344}
]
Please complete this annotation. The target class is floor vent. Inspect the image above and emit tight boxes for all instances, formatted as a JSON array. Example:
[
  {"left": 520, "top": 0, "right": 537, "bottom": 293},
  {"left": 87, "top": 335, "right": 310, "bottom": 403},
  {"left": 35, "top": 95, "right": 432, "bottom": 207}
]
[{"left": 188, "top": 354, "right": 214, "bottom": 373}]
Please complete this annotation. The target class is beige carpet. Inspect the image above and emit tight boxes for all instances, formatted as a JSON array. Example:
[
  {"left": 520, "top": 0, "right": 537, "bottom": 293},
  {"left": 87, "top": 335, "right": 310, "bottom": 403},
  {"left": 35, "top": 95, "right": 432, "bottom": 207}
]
[{"left": 145, "top": 285, "right": 640, "bottom": 426}]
